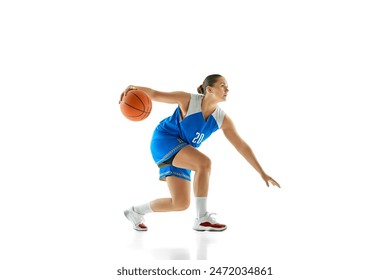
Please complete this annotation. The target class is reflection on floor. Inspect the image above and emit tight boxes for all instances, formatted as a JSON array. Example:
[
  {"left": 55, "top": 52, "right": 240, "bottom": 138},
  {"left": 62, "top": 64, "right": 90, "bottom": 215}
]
[{"left": 126, "top": 229, "right": 220, "bottom": 260}]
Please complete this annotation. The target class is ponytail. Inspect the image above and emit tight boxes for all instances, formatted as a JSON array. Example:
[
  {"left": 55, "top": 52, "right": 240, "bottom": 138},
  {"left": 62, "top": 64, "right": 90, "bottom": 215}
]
[
  {"left": 197, "top": 74, "right": 222, "bottom": 95},
  {"left": 197, "top": 85, "right": 204, "bottom": 94}
]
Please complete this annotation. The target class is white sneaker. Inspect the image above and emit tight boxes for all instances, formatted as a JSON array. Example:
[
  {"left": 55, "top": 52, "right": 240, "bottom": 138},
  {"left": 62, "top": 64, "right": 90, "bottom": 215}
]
[
  {"left": 124, "top": 207, "right": 148, "bottom": 231},
  {"left": 193, "top": 212, "right": 227, "bottom": 231}
]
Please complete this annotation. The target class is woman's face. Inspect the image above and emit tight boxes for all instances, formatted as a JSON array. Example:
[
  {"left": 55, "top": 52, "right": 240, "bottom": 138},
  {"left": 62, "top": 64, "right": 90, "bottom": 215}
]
[{"left": 207, "top": 77, "right": 229, "bottom": 101}]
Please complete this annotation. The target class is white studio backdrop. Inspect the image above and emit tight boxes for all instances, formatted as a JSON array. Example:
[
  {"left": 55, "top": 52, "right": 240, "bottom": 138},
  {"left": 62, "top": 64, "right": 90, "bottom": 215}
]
[{"left": 1, "top": 1, "right": 389, "bottom": 279}]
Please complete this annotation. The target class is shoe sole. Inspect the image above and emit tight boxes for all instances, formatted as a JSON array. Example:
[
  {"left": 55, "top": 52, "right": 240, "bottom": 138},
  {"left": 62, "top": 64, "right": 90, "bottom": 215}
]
[{"left": 193, "top": 226, "right": 227, "bottom": 232}]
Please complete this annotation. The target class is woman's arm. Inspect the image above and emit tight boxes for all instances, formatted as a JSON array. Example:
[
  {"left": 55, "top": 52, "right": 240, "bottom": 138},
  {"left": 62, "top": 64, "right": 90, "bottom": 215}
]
[
  {"left": 121, "top": 85, "right": 191, "bottom": 111},
  {"left": 221, "top": 114, "right": 280, "bottom": 188}
]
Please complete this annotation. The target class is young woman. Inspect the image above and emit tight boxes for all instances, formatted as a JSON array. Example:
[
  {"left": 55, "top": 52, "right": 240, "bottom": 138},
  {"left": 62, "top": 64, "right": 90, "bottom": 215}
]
[{"left": 122, "top": 74, "right": 280, "bottom": 232}]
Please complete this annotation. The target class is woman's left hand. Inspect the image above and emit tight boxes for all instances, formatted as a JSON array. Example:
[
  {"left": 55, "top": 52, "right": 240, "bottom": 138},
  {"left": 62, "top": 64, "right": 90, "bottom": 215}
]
[{"left": 262, "top": 174, "right": 281, "bottom": 188}]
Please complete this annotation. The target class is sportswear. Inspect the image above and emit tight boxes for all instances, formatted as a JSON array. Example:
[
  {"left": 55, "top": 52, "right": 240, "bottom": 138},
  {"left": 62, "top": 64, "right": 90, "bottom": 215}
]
[
  {"left": 150, "top": 93, "right": 225, "bottom": 181},
  {"left": 195, "top": 197, "right": 207, "bottom": 218},
  {"left": 193, "top": 212, "right": 227, "bottom": 231},
  {"left": 124, "top": 207, "right": 148, "bottom": 231}
]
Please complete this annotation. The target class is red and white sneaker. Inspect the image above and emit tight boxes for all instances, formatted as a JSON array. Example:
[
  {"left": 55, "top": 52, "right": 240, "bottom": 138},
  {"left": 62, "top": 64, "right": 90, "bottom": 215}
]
[
  {"left": 193, "top": 212, "right": 227, "bottom": 231},
  {"left": 124, "top": 207, "right": 148, "bottom": 231}
]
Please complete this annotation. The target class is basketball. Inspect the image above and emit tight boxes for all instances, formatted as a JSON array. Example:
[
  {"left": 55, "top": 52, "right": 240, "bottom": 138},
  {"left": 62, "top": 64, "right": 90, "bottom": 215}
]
[{"left": 119, "top": 89, "right": 152, "bottom": 121}]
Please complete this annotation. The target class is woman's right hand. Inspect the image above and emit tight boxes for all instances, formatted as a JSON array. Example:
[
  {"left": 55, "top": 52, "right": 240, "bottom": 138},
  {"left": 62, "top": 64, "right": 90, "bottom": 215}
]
[
  {"left": 125, "top": 85, "right": 137, "bottom": 92},
  {"left": 119, "top": 85, "right": 138, "bottom": 104}
]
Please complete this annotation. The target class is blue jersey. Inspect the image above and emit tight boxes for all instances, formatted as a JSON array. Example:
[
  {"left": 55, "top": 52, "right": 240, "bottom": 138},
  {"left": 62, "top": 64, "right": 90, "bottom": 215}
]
[{"left": 150, "top": 93, "right": 225, "bottom": 181}]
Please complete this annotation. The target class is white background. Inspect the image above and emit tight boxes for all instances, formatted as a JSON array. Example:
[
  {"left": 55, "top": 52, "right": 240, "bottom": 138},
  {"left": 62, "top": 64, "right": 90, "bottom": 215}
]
[{"left": 1, "top": 0, "right": 389, "bottom": 279}]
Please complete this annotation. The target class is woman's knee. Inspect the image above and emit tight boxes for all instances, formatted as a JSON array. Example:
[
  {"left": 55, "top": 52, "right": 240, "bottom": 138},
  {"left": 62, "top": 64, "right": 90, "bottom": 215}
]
[
  {"left": 173, "top": 197, "right": 190, "bottom": 211},
  {"left": 196, "top": 155, "right": 212, "bottom": 171}
]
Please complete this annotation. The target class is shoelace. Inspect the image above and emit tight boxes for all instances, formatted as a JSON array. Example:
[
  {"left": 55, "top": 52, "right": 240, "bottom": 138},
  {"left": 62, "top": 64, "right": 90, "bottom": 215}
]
[{"left": 206, "top": 212, "right": 218, "bottom": 223}]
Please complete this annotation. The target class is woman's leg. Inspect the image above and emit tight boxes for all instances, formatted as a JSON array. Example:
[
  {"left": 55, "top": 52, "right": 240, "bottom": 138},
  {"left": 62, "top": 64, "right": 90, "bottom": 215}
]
[
  {"left": 126, "top": 146, "right": 225, "bottom": 231},
  {"left": 172, "top": 145, "right": 226, "bottom": 231},
  {"left": 172, "top": 145, "right": 211, "bottom": 218},
  {"left": 143, "top": 145, "right": 210, "bottom": 213},
  {"left": 126, "top": 177, "right": 190, "bottom": 231},
  {"left": 172, "top": 146, "right": 211, "bottom": 197},
  {"left": 150, "top": 176, "right": 191, "bottom": 212}
]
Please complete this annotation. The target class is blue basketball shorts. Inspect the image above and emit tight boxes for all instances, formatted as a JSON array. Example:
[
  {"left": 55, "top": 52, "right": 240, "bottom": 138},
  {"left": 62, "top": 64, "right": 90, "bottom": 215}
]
[{"left": 150, "top": 130, "right": 191, "bottom": 181}]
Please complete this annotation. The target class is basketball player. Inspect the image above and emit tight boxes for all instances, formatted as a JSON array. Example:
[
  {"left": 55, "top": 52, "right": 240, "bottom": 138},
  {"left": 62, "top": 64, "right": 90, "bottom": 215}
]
[{"left": 122, "top": 74, "right": 280, "bottom": 231}]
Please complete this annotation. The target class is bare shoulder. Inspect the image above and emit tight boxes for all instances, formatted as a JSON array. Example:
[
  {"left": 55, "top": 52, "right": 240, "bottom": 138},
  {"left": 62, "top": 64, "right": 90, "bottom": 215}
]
[{"left": 221, "top": 113, "right": 235, "bottom": 131}]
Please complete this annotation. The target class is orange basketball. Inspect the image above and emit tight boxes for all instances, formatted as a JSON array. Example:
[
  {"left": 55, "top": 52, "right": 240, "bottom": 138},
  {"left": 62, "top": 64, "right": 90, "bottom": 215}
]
[{"left": 119, "top": 89, "right": 152, "bottom": 121}]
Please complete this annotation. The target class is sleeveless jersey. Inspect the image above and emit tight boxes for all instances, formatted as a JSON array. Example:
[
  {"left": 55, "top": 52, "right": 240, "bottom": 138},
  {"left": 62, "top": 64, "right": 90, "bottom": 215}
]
[{"left": 150, "top": 93, "right": 225, "bottom": 178}]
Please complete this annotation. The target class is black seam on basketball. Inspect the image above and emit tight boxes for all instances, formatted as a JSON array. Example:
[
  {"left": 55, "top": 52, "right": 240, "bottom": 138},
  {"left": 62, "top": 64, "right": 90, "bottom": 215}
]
[
  {"left": 133, "top": 92, "right": 146, "bottom": 111},
  {"left": 124, "top": 102, "right": 147, "bottom": 112},
  {"left": 134, "top": 92, "right": 152, "bottom": 114},
  {"left": 124, "top": 97, "right": 151, "bottom": 113},
  {"left": 123, "top": 102, "right": 150, "bottom": 119},
  {"left": 123, "top": 103, "right": 146, "bottom": 118}
]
